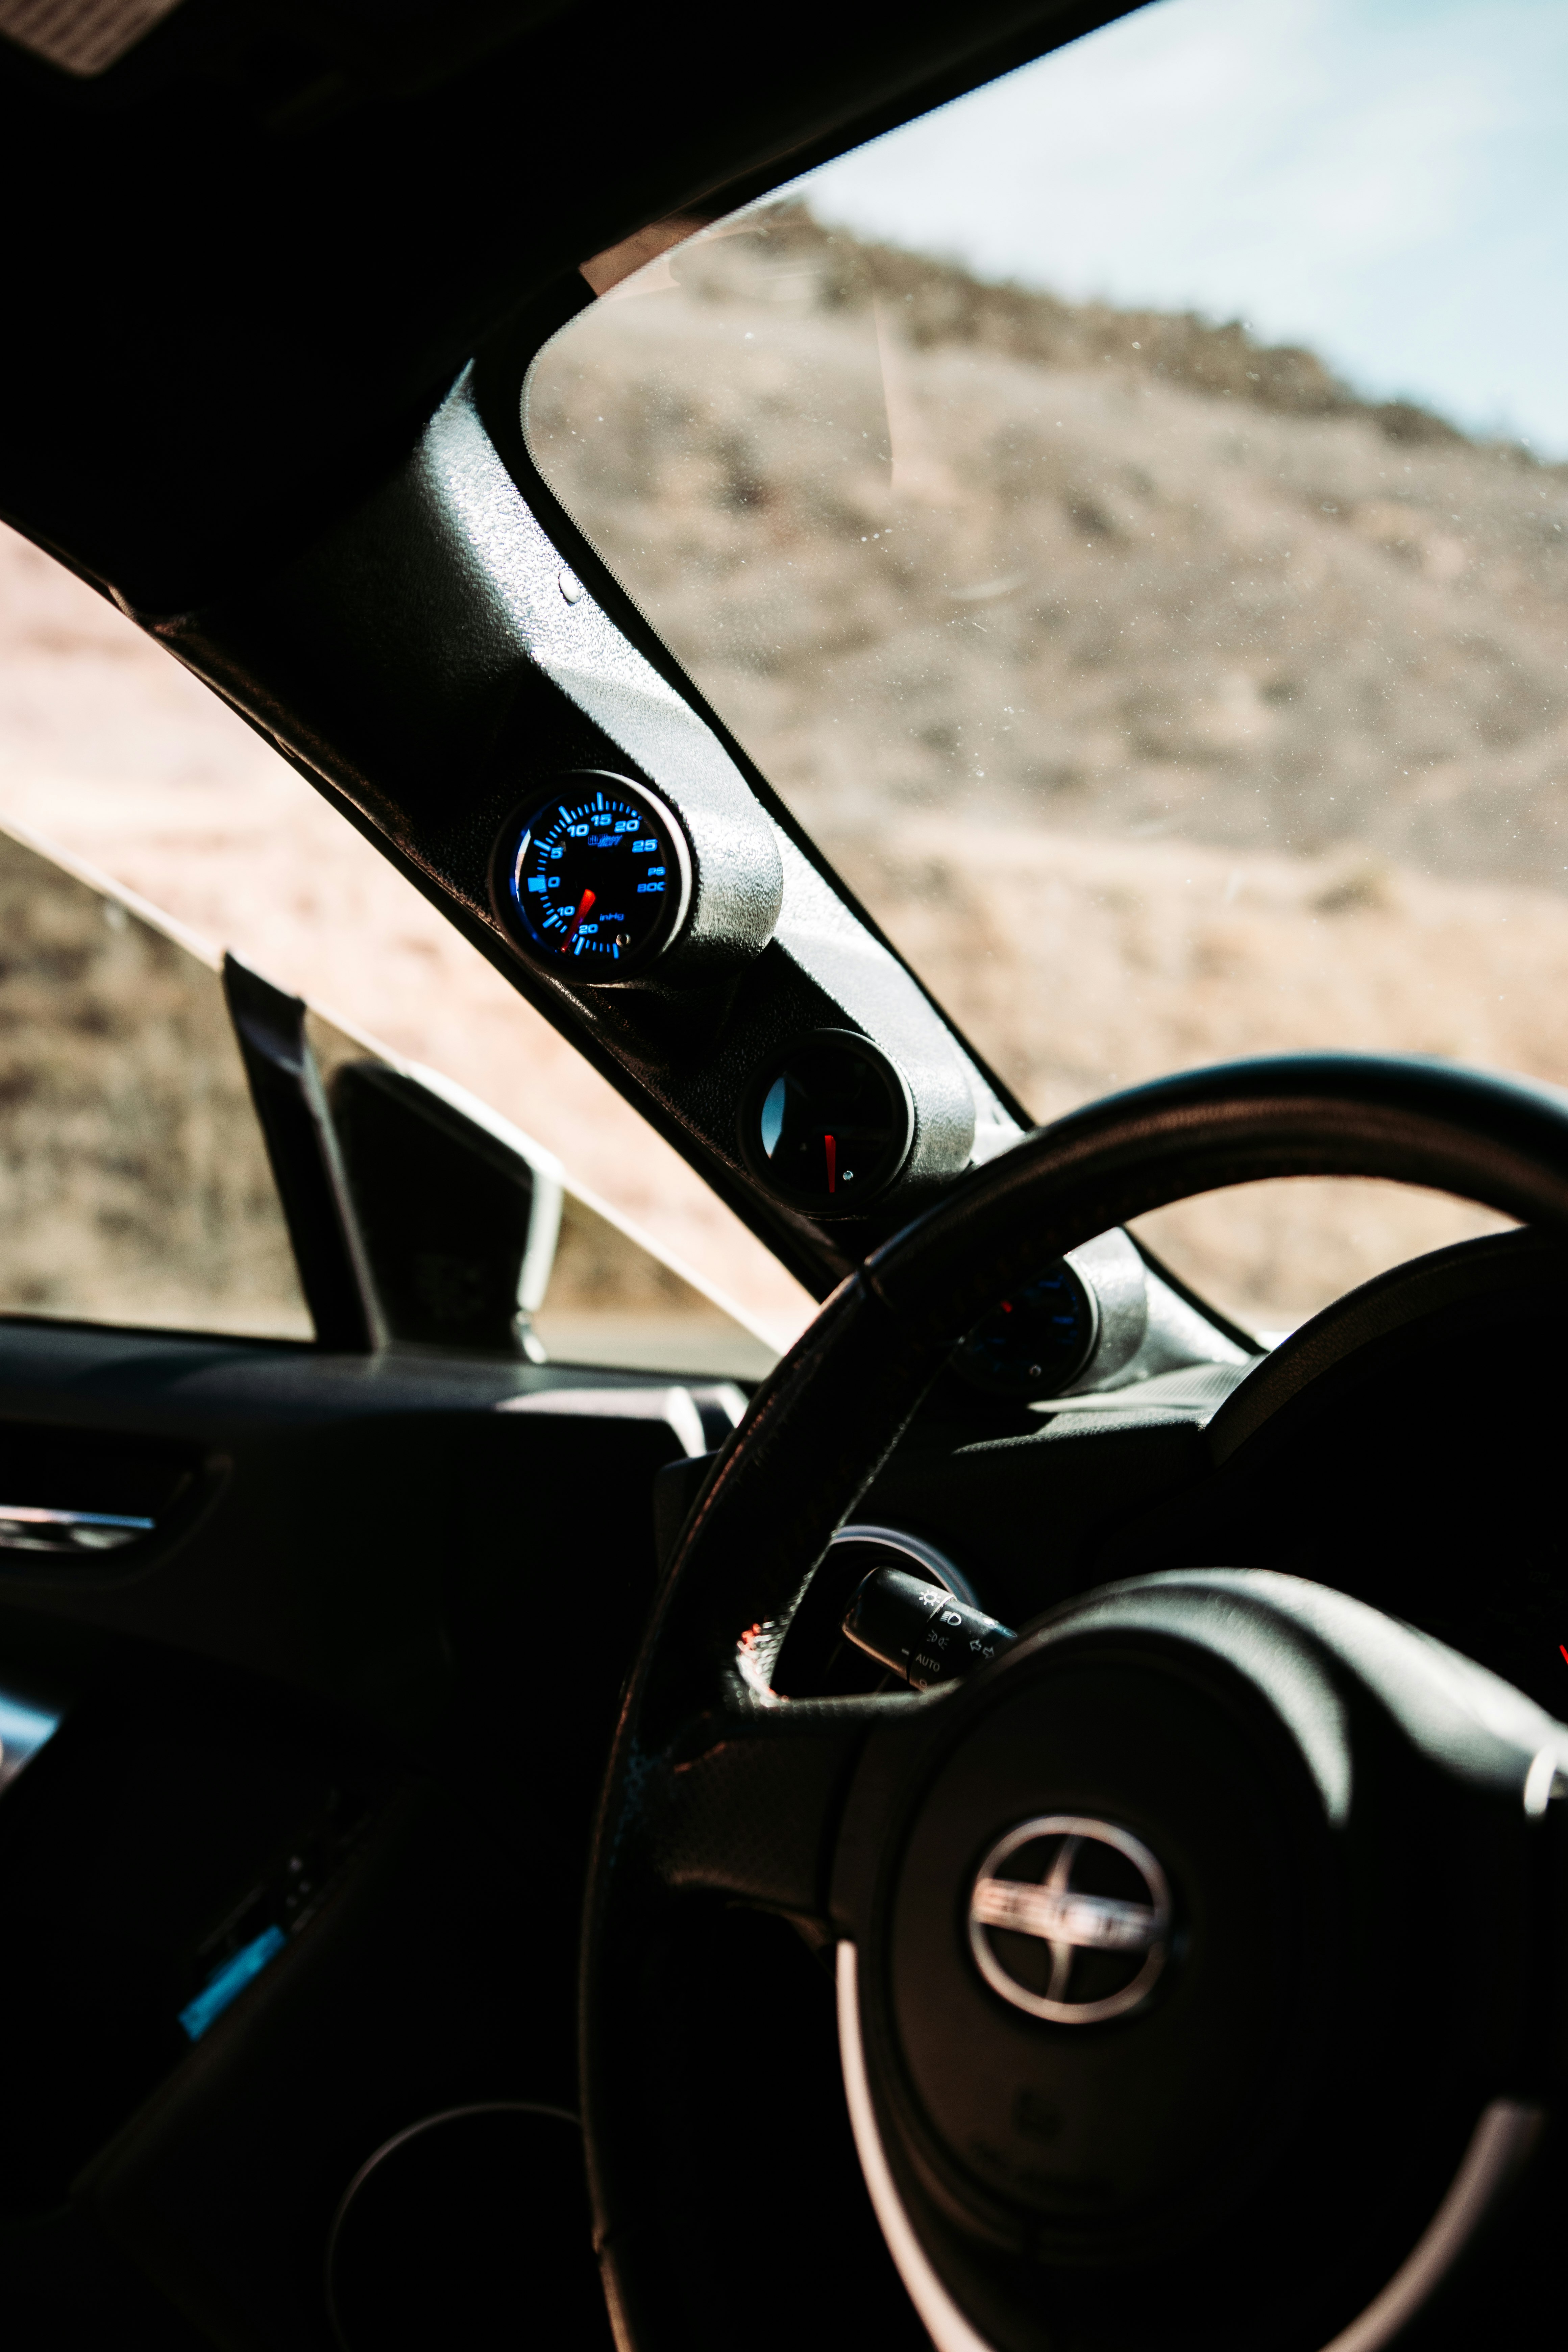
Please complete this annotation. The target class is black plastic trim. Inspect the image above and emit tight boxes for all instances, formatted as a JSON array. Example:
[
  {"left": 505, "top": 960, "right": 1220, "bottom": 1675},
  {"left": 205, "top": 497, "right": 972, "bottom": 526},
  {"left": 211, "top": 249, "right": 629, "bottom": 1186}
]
[{"left": 223, "top": 954, "right": 381, "bottom": 1352}]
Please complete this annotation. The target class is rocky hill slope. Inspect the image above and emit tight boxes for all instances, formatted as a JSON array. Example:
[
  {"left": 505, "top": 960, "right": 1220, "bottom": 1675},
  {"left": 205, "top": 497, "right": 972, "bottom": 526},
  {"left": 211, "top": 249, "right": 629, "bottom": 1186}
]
[
  {"left": 526, "top": 210, "right": 1568, "bottom": 1319},
  {"left": 2, "top": 214, "right": 1563, "bottom": 1333}
]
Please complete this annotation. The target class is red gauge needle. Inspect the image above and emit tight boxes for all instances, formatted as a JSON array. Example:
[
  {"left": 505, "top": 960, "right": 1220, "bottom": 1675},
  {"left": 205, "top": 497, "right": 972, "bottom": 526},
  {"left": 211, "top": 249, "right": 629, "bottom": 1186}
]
[
  {"left": 564, "top": 888, "right": 597, "bottom": 947},
  {"left": 824, "top": 1132, "right": 837, "bottom": 1194}
]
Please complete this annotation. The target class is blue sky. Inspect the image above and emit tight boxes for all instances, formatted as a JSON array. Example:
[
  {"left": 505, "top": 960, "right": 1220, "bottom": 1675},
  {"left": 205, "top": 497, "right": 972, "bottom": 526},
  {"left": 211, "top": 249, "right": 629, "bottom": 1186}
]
[{"left": 799, "top": 0, "right": 1568, "bottom": 455}]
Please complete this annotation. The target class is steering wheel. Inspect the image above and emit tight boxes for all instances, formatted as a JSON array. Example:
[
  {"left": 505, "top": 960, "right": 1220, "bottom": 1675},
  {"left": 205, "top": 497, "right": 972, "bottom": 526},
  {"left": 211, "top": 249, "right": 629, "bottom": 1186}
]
[{"left": 581, "top": 1054, "right": 1568, "bottom": 2352}]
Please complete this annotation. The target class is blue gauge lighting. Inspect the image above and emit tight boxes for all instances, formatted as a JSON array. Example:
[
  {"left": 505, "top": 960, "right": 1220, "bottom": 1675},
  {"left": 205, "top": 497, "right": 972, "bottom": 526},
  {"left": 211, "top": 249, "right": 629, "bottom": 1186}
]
[
  {"left": 952, "top": 1260, "right": 1097, "bottom": 1398},
  {"left": 501, "top": 778, "right": 688, "bottom": 973}
]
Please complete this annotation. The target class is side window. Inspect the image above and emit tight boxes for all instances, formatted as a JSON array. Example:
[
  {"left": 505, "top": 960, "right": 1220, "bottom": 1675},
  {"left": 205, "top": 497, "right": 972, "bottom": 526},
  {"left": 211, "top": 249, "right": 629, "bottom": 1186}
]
[
  {"left": 0, "top": 826, "right": 310, "bottom": 1340},
  {"left": 533, "top": 1188, "right": 777, "bottom": 1380},
  {"left": 304, "top": 1008, "right": 776, "bottom": 1379},
  {"left": 0, "top": 521, "right": 808, "bottom": 1369},
  {"left": 0, "top": 820, "right": 778, "bottom": 1376}
]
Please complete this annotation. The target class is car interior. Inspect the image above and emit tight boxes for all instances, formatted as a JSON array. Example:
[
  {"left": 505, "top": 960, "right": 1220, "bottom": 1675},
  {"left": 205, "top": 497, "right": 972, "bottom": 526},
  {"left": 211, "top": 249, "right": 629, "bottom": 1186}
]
[{"left": 0, "top": 0, "right": 1566, "bottom": 2346}]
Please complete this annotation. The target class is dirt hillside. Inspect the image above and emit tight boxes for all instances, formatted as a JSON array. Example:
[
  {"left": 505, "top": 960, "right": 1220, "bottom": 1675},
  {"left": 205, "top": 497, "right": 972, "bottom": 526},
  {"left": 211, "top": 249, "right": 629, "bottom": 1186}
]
[
  {"left": 4, "top": 212, "right": 1565, "bottom": 1336},
  {"left": 527, "top": 211, "right": 1568, "bottom": 1324}
]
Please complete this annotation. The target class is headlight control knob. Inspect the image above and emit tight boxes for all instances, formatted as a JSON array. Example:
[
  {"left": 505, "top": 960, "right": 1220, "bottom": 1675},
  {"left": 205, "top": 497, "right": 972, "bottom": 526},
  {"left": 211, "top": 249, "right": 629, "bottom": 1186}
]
[{"left": 842, "top": 1566, "right": 1017, "bottom": 1690}]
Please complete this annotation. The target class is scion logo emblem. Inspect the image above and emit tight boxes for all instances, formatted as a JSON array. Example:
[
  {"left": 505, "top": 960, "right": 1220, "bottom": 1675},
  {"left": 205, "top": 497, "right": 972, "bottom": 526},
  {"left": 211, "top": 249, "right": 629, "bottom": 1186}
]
[{"left": 968, "top": 1815, "right": 1172, "bottom": 2024}]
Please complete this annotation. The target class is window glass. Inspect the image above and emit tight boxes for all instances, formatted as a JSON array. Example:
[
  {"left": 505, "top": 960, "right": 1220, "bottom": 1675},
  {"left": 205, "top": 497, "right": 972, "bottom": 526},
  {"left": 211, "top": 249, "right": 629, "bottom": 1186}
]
[
  {"left": 525, "top": 0, "right": 1565, "bottom": 1332},
  {"left": 0, "top": 524, "right": 803, "bottom": 1368},
  {"left": 304, "top": 1008, "right": 778, "bottom": 1378},
  {"left": 0, "top": 825, "right": 311, "bottom": 1338},
  {"left": 530, "top": 1188, "right": 777, "bottom": 1379}
]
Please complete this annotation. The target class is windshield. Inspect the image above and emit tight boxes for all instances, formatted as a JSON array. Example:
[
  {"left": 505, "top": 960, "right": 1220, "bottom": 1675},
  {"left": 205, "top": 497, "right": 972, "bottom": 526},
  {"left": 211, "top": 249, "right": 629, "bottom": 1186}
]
[{"left": 524, "top": 0, "right": 1568, "bottom": 1333}]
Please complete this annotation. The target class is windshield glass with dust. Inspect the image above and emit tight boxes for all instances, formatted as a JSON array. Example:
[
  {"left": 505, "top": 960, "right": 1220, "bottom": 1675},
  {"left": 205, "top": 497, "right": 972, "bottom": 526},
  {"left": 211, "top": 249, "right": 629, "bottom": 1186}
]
[{"left": 524, "top": 0, "right": 1568, "bottom": 1333}]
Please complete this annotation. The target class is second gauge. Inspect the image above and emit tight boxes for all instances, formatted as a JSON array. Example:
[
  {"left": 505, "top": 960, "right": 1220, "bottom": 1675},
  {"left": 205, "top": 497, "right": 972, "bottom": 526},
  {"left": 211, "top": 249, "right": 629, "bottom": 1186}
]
[{"left": 741, "top": 1031, "right": 915, "bottom": 1213}]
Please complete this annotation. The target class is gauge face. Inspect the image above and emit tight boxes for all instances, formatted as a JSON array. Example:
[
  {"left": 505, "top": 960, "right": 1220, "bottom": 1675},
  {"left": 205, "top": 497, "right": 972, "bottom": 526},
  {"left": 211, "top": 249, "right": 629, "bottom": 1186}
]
[
  {"left": 742, "top": 1032, "right": 914, "bottom": 1214},
  {"left": 494, "top": 775, "right": 691, "bottom": 976},
  {"left": 952, "top": 1260, "right": 1098, "bottom": 1398}
]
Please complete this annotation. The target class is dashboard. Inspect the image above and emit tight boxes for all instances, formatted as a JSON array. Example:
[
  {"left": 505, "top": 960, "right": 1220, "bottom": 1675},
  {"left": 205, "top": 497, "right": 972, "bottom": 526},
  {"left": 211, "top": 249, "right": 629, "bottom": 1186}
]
[{"left": 0, "top": 1221, "right": 1563, "bottom": 2345}]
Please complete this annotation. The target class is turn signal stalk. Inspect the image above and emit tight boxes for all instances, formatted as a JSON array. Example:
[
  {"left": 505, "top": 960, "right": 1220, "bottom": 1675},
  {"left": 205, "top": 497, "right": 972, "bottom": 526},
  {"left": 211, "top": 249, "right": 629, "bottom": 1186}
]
[{"left": 842, "top": 1567, "right": 1016, "bottom": 1690}]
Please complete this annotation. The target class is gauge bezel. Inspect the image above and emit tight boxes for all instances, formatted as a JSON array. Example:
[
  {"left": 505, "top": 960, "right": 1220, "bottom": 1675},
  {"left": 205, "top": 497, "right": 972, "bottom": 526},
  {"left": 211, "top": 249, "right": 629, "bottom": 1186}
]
[
  {"left": 488, "top": 771, "right": 695, "bottom": 981},
  {"left": 739, "top": 1028, "right": 916, "bottom": 1217},
  {"left": 950, "top": 1255, "right": 1100, "bottom": 1400}
]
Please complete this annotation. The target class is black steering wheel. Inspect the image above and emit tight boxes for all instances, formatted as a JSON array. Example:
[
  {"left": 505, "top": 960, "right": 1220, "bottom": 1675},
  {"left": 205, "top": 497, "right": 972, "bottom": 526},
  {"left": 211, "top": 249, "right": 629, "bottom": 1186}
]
[{"left": 581, "top": 1054, "right": 1568, "bottom": 2352}]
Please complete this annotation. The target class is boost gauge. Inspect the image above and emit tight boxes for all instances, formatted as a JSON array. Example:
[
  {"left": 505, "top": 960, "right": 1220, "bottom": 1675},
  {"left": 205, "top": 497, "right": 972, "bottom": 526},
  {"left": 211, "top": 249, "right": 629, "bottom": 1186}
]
[{"left": 491, "top": 774, "right": 692, "bottom": 977}]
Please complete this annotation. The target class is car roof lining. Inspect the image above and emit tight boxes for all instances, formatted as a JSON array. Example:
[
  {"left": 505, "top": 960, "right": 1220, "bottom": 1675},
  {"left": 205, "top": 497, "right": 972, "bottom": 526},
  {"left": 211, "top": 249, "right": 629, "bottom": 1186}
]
[{"left": 0, "top": 0, "right": 1142, "bottom": 609}]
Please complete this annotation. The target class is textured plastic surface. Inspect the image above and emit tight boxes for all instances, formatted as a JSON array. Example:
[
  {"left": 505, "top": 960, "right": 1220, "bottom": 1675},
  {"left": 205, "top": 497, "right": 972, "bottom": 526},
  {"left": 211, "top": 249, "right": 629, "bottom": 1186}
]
[
  {"left": 171, "top": 377, "right": 987, "bottom": 1293},
  {"left": 841, "top": 1566, "right": 1016, "bottom": 1689}
]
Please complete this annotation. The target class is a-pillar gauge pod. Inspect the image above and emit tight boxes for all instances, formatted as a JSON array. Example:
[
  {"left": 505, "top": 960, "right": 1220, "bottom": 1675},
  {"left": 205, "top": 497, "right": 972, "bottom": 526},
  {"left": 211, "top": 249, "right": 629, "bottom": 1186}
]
[{"left": 489, "top": 767, "right": 780, "bottom": 985}]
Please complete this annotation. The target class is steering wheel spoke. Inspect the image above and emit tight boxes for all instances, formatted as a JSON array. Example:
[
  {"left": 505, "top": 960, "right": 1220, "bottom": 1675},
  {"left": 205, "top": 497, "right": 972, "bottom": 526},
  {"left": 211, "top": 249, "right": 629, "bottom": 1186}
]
[{"left": 647, "top": 1694, "right": 887, "bottom": 1918}]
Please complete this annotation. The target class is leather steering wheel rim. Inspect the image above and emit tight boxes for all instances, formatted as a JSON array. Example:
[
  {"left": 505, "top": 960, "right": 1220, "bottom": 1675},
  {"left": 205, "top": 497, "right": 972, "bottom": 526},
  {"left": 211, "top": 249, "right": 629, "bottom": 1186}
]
[{"left": 581, "top": 1051, "right": 1568, "bottom": 2351}]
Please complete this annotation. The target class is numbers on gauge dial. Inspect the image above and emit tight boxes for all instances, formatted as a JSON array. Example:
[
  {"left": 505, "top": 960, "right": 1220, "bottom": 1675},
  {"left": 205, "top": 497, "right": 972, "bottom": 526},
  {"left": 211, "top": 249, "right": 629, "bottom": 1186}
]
[{"left": 508, "top": 784, "right": 682, "bottom": 969}]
